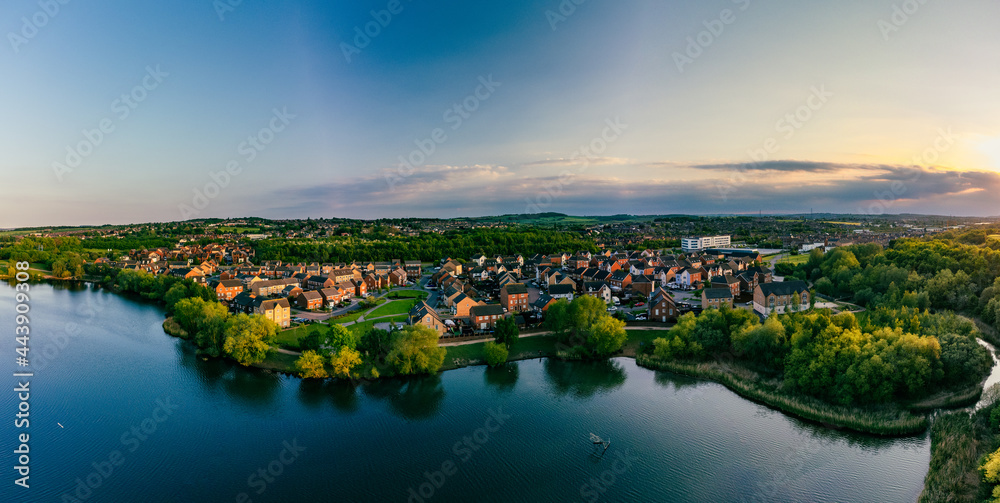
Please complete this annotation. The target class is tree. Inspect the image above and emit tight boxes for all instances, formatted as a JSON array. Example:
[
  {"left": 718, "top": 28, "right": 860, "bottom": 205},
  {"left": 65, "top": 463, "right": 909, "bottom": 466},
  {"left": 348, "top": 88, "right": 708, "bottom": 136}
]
[
  {"left": 544, "top": 299, "right": 572, "bottom": 338},
  {"left": 494, "top": 317, "right": 519, "bottom": 347},
  {"left": 194, "top": 301, "right": 230, "bottom": 356},
  {"left": 295, "top": 350, "right": 328, "bottom": 378},
  {"left": 982, "top": 447, "right": 1000, "bottom": 502},
  {"left": 359, "top": 327, "right": 392, "bottom": 360},
  {"left": 732, "top": 316, "right": 785, "bottom": 369},
  {"left": 586, "top": 316, "right": 628, "bottom": 356},
  {"left": 324, "top": 324, "right": 359, "bottom": 353},
  {"left": 330, "top": 347, "right": 363, "bottom": 379},
  {"left": 386, "top": 325, "right": 446, "bottom": 375},
  {"left": 164, "top": 283, "right": 188, "bottom": 314},
  {"left": 483, "top": 341, "right": 509, "bottom": 367},
  {"left": 223, "top": 314, "right": 278, "bottom": 365},
  {"left": 790, "top": 292, "right": 801, "bottom": 312},
  {"left": 172, "top": 297, "right": 207, "bottom": 336}
]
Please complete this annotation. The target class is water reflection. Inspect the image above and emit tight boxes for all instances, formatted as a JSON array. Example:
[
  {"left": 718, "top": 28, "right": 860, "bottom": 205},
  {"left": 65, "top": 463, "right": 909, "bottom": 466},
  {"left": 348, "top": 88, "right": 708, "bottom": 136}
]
[
  {"left": 326, "top": 380, "right": 361, "bottom": 413},
  {"left": 174, "top": 340, "right": 282, "bottom": 407},
  {"left": 653, "top": 370, "right": 701, "bottom": 393},
  {"left": 362, "top": 375, "right": 446, "bottom": 420},
  {"left": 544, "top": 359, "right": 626, "bottom": 398},
  {"left": 484, "top": 363, "right": 520, "bottom": 393}
]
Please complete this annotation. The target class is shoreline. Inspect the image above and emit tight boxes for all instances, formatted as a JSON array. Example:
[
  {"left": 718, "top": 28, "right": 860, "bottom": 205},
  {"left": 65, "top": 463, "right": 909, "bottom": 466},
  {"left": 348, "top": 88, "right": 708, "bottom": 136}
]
[
  {"left": 634, "top": 354, "right": 930, "bottom": 436},
  {"left": 162, "top": 312, "right": 972, "bottom": 437}
]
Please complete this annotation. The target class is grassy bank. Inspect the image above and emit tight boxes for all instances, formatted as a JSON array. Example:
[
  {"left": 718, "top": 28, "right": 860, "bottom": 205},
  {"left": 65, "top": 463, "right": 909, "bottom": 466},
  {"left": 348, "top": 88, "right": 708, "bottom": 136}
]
[
  {"left": 919, "top": 411, "right": 995, "bottom": 502},
  {"left": 635, "top": 354, "right": 929, "bottom": 436}
]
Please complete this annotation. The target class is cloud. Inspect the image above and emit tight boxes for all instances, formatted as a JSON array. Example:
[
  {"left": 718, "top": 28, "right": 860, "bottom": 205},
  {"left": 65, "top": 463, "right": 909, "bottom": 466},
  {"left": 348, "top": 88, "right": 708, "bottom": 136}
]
[
  {"left": 258, "top": 162, "right": 1000, "bottom": 219},
  {"left": 519, "top": 157, "right": 632, "bottom": 168},
  {"left": 689, "top": 160, "right": 863, "bottom": 173}
]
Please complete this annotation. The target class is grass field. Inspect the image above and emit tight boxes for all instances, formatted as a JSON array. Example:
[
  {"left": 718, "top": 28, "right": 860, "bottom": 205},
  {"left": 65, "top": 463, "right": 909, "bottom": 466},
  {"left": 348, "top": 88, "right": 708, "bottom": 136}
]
[
  {"left": 778, "top": 254, "right": 810, "bottom": 265},
  {"left": 367, "top": 299, "right": 418, "bottom": 318}
]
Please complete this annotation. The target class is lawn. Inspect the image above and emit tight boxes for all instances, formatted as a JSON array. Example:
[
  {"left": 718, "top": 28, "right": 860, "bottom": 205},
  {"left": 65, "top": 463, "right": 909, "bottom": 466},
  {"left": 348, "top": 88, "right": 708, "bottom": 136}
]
[
  {"left": 385, "top": 290, "right": 428, "bottom": 300},
  {"left": 367, "top": 299, "right": 419, "bottom": 319},
  {"left": 346, "top": 315, "right": 409, "bottom": 334},
  {"left": 329, "top": 310, "right": 365, "bottom": 325},
  {"left": 275, "top": 323, "right": 331, "bottom": 349}
]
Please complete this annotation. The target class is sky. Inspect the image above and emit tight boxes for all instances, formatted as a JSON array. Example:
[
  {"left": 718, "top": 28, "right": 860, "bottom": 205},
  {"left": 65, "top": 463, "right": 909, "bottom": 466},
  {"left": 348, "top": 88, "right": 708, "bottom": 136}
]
[{"left": 1, "top": 0, "right": 999, "bottom": 228}]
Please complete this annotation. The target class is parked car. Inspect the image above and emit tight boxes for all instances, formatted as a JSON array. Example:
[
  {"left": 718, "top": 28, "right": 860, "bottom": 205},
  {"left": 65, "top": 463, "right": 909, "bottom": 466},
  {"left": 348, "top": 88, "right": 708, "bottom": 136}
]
[{"left": 607, "top": 306, "right": 617, "bottom": 312}]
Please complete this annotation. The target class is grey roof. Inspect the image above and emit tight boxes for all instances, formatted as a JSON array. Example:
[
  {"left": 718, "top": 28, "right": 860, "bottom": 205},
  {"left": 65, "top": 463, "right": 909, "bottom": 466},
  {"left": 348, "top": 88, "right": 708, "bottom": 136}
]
[
  {"left": 470, "top": 304, "right": 505, "bottom": 317},
  {"left": 703, "top": 288, "right": 734, "bottom": 300},
  {"left": 758, "top": 280, "right": 809, "bottom": 297},
  {"left": 549, "top": 284, "right": 575, "bottom": 295},
  {"left": 503, "top": 283, "right": 528, "bottom": 295}
]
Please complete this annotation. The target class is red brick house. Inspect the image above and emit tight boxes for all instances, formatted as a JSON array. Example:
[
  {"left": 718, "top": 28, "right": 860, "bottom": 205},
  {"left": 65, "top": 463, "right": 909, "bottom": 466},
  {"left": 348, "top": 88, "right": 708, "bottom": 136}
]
[
  {"left": 648, "top": 288, "right": 678, "bottom": 323},
  {"left": 215, "top": 279, "right": 244, "bottom": 301},
  {"left": 470, "top": 304, "right": 506, "bottom": 330},
  {"left": 296, "top": 291, "right": 324, "bottom": 310},
  {"left": 500, "top": 283, "right": 530, "bottom": 313}
]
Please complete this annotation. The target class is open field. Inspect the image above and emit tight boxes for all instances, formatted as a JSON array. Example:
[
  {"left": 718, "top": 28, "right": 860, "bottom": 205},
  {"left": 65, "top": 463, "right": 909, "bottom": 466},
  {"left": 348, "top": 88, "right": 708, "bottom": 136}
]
[{"left": 778, "top": 254, "right": 810, "bottom": 265}]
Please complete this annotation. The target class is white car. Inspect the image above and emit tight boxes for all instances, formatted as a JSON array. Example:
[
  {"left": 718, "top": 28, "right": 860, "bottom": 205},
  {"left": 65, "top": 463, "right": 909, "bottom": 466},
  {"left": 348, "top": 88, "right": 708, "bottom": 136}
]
[{"left": 607, "top": 306, "right": 617, "bottom": 312}]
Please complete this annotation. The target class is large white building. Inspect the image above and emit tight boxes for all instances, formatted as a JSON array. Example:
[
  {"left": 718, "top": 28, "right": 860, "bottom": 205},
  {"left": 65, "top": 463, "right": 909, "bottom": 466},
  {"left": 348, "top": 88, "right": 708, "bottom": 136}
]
[{"left": 682, "top": 235, "right": 731, "bottom": 252}]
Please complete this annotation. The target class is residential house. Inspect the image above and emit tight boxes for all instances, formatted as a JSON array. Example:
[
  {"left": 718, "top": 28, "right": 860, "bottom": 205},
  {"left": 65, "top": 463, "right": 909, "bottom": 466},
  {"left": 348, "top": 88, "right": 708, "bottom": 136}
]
[
  {"left": 451, "top": 293, "right": 482, "bottom": 318},
  {"left": 254, "top": 297, "right": 291, "bottom": 328},
  {"left": 214, "top": 279, "right": 244, "bottom": 301},
  {"left": 389, "top": 268, "right": 408, "bottom": 286},
  {"left": 306, "top": 275, "right": 335, "bottom": 290},
  {"left": 409, "top": 301, "right": 446, "bottom": 336},
  {"left": 500, "top": 283, "right": 530, "bottom": 313},
  {"left": 470, "top": 304, "right": 506, "bottom": 330},
  {"left": 404, "top": 261, "right": 422, "bottom": 277},
  {"left": 319, "top": 287, "right": 346, "bottom": 307},
  {"left": 702, "top": 288, "right": 734, "bottom": 310},
  {"left": 296, "top": 291, "right": 324, "bottom": 310},
  {"left": 711, "top": 275, "right": 741, "bottom": 297},
  {"left": 548, "top": 283, "right": 575, "bottom": 301},
  {"left": 753, "top": 281, "right": 810, "bottom": 316},
  {"left": 608, "top": 271, "right": 632, "bottom": 292},
  {"left": 352, "top": 279, "right": 368, "bottom": 297},
  {"left": 583, "top": 282, "right": 612, "bottom": 304},
  {"left": 648, "top": 288, "right": 678, "bottom": 323},
  {"left": 532, "top": 294, "right": 557, "bottom": 313}
]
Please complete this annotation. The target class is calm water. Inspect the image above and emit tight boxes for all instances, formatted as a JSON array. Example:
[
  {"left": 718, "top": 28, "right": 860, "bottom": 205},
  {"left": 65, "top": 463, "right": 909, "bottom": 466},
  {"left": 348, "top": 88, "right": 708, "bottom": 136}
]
[{"left": 1, "top": 283, "right": 930, "bottom": 502}]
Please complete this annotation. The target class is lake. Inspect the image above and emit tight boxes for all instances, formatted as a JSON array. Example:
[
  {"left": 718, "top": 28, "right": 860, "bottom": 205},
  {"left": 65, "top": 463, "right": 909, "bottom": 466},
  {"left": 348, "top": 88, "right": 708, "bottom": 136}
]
[{"left": 0, "top": 283, "right": 930, "bottom": 502}]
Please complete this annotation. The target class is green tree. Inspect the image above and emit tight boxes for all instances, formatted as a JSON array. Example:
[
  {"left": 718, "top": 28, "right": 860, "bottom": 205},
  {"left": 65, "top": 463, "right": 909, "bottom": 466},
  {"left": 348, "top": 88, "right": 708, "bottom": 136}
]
[
  {"left": 386, "top": 325, "right": 446, "bottom": 375},
  {"left": 483, "top": 341, "right": 509, "bottom": 367},
  {"left": 295, "top": 350, "right": 329, "bottom": 378},
  {"left": 223, "top": 314, "right": 278, "bottom": 365},
  {"left": 586, "top": 316, "right": 628, "bottom": 356},
  {"left": 330, "top": 347, "right": 363, "bottom": 379},
  {"left": 544, "top": 299, "right": 572, "bottom": 338},
  {"left": 494, "top": 317, "right": 519, "bottom": 347},
  {"left": 732, "top": 316, "right": 785, "bottom": 369}
]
